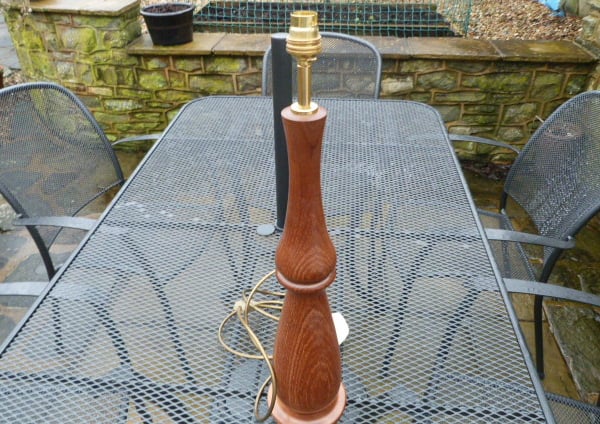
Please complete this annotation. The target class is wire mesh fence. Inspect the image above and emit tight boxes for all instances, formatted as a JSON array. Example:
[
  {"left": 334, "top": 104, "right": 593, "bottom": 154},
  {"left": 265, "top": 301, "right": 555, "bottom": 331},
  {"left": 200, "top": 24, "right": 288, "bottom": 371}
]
[{"left": 193, "top": 0, "right": 472, "bottom": 37}]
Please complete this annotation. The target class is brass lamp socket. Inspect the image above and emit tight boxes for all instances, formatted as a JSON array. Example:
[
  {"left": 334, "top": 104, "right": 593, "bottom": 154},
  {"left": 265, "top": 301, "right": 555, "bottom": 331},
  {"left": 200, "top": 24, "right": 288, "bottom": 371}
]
[{"left": 287, "top": 11, "right": 322, "bottom": 115}]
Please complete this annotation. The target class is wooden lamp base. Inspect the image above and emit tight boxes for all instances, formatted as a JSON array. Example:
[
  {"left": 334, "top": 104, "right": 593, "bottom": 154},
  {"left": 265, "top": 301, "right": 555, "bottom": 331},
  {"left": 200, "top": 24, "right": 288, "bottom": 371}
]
[{"left": 271, "top": 105, "right": 347, "bottom": 423}]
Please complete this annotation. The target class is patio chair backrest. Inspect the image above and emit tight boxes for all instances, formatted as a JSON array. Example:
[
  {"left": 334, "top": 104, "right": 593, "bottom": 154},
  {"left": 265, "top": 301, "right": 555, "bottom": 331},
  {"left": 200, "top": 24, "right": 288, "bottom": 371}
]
[
  {"left": 0, "top": 82, "right": 125, "bottom": 279},
  {"left": 262, "top": 31, "right": 382, "bottom": 99},
  {"left": 502, "top": 90, "right": 600, "bottom": 273}
]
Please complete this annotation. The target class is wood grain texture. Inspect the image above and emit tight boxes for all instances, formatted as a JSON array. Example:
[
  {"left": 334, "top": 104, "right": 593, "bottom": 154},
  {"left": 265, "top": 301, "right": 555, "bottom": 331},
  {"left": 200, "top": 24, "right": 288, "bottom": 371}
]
[
  {"left": 276, "top": 107, "right": 336, "bottom": 288},
  {"left": 272, "top": 106, "right": 346, "bottom": 423}
]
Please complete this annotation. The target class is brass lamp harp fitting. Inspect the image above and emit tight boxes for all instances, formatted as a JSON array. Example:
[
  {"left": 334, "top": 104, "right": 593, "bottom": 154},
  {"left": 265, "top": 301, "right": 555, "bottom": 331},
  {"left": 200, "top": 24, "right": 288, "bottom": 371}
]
[{"left": 286, "top": 11, "right": 322, "bottom": 115}]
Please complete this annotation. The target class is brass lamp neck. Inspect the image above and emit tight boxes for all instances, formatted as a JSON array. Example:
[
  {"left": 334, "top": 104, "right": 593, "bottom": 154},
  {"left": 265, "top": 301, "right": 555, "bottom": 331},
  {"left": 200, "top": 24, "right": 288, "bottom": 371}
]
[{"left": 286, "top": 11, "right": 322, "bottom": 115}]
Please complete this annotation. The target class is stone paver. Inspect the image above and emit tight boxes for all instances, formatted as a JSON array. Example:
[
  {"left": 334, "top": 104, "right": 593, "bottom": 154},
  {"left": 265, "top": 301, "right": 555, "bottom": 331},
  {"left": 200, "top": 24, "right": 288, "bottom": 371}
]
[{"left": 0, "top": 14, "right": 20, "bottom": 71}]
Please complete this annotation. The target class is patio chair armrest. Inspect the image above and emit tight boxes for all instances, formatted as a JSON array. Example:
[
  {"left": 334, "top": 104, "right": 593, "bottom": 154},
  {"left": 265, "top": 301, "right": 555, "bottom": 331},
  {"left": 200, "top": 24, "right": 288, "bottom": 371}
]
[
  {"left": 15, "top": 216, "right": 96, "bottom": 231},
  {"left": 112, "top": 133, "right": 162, "bottom": 146},
  {"left": 504, "top": 278, "right": 600, "bottom": 308},
  {"left": 485, "top": 228, "right": 575, "bottom": 250},
  {"left": 449, "top": 134, "right": 521, "bottom": 154}
]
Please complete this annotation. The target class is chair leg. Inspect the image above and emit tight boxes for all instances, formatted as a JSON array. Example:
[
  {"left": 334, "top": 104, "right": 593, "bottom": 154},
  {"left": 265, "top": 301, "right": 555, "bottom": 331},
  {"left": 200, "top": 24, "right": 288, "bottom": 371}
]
[{"left": 534, "top": 295, "right": 545, "bottom": 379}]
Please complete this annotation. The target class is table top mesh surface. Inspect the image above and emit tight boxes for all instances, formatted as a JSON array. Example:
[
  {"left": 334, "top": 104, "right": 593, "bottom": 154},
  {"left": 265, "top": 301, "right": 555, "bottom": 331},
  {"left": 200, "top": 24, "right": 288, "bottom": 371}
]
[{"left": 0, "top": 97, "right": 549, "bottom": 422}]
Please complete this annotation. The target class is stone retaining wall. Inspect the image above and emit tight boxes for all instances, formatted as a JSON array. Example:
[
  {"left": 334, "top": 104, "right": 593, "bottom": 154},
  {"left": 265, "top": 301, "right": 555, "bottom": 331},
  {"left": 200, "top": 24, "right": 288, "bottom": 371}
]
[{"left": 3, "top": 0, "right": 598, "bottom": 162}]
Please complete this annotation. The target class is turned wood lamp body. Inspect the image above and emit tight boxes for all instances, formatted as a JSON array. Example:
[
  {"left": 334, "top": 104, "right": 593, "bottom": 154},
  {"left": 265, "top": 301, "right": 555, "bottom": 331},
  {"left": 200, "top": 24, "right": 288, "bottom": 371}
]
[{"left": 271, "top": 11, "right": 346, "bottom": 423}]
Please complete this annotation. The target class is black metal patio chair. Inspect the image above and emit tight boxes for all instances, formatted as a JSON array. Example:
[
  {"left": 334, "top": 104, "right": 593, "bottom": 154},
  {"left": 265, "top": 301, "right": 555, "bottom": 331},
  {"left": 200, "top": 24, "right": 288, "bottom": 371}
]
[
  {"left": 450, "top": 90, "right": 600, "bottom": 381},
  {"left": 547, "top": 392, "right": 600, "bottom": 423},
  {"left": 262, "top": 31, "right": 382, "bottom": 232},
  {"left": 262, "top": 31, "right": 382, "bottom": 99},
  {"left": 0, "top": 82, "right": 160, "bottom": 304}
]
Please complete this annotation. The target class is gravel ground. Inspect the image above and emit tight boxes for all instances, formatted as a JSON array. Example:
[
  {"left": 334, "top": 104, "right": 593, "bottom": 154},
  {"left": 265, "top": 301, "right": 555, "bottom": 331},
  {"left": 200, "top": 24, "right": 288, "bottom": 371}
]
[
  {"left": 1, "top": 0, "right": 585, "bottom": 86},
  {"left": 468, "top": 0, "right": 582, "bottom": 40}
]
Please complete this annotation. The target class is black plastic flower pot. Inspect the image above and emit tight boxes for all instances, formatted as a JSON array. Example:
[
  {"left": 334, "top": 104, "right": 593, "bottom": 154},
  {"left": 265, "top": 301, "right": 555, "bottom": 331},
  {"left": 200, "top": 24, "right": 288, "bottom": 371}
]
[{"left": 141, "top": 3, "right": 195, "bottom": 46}]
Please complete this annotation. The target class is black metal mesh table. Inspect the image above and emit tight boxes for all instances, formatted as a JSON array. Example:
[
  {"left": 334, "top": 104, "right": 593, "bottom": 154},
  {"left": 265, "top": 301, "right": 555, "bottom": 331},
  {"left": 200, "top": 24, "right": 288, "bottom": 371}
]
[{"left": 0, "top": 97, "right": 553, "bottom": 423}]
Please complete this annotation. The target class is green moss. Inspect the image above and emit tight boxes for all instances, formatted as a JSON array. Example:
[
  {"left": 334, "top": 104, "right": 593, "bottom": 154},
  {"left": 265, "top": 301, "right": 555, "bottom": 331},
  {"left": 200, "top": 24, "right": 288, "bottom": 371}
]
[
  {"left": 117, "top": 88, "right": 153, "bottom": 99},
  {"left": 174, "top": 57, "right": 204, "bottom": 72},
  {"left": 490, "top": 93, "right": 526, "bottom": 103},
  {"left": 435, "top": 91, "right": 487, "bottom": 103},
  {"left": 133, "top": 112, "right": 164, "bottom": 121},
  {"left": 464, "top": 104, "right": 499, "bottom": 114},
  {"left": 168, "top": 71, "right": 187, "bottom": 89},
  {"left": 144, "top": 57, "right": 169, "bottom": 70},
  {"left": 87, "top": 86, "right": 114, "bottom": 96},
  {"left": 462, "top": 73, "right": 531, "bottom": 92},
  {"left": 399, "top": 60, "right": 443, "bottom": 73},
  {"left": 96, "top": 66, "right": 118, "bottom": 86},
  {"left": 462, "top": 114, "right": 498, "bottom": 125},
  {"left": 417, "top": 71, "right": 458, "bottom": 90},
  {"left": 21, "top": 28, "right": 45, "bottom": 51},
  {"left": 531, "top": 72, "right": 564, "bottom": 100},
  {"left": 79, "top": 51, "right": 113, "bottom": 65},
  {"left": 204, "top": 57, "right": 248, "bottom": 74},
  {"left": 381, "top": 76, "right": 414, "bottom": 95},
  {"left": 447, "top": 61, "right": 491, "bottom": 73},
  {"left": 112, "top": 50, "right": 140, "bottom": 67},
  {"left": 503, "top": 103, "right": 539, "bottom": 124},
  {"left": 167, "top": 107, "right": 183, "bottom": 121},
  {"left": 407, "top": 92, "right": 432, "bottom": 103},
  {"left": 155, "top": 90, "right": 198, "bottom": 102},
  {"left": 73, "top": 16, "right": 118, "bottom": 29},
  {"left": 115, "top": 122, "right": 165, "bottom": 133},
  {"left": 29, "top": 53, "right": 57, "bottom": 79},
  {"left": 94, "top": 112, "right": 131, "bottom": 123},
  {"left": 565, "top": 75, "right": 587, "bottom": 95},
  {"left": 146, "top": 101, "right": 175, "bottom": 109},
  {"left": 116, "top": 67, "right": 136, "bottom": 86},
  {"left": 189, "top": 75, "right": 234, "bottom": 94},
  {"left": 381, "top": 59, "right": 396, "bottom": 73},
  {"left": 434, "top": 105, "right": 461, "bottom": 122},
  {"left": 138, "top": 70, "right": 168, "bottom": 90},
  {"left": 104, "top": 99, "right": 144, "bottom": 112},
  {"left": 103, "top": 29, "right": 138, "bottom": 49},
  {"left": 582, "top": 15, "right": 599, "bottom": 40},
  {"left": 497, "top": 126, "right": 526, "bottom": 142},
  {"left": 59, "top": 27, "right": 98, "bottom": 53},
  {"left": 237, "top": 73, "right": 261, "bottom": 93},
  {"left": 56, "top": 61, "right": 76, "bottom": 80}
]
